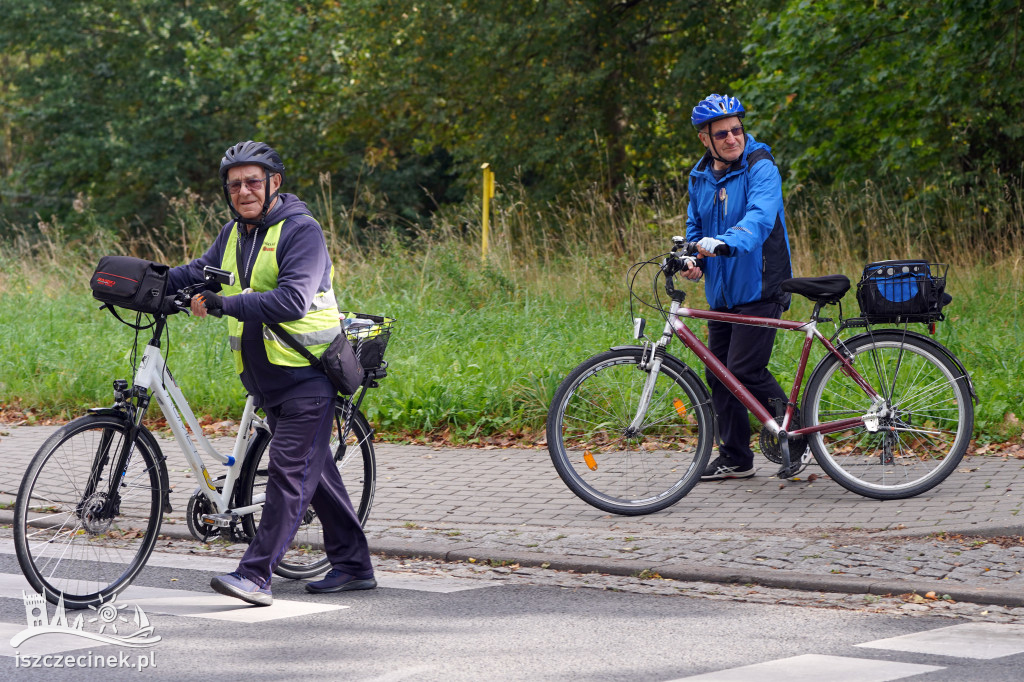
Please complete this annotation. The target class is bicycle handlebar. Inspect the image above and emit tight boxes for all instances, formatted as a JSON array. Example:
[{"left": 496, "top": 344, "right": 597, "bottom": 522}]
[{"left": 660, "top": 237, "right": 727, "bottom": 301}]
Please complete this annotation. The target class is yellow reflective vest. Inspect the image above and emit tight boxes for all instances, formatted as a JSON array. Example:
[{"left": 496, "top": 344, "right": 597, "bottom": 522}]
[{"left": 220, "top": 220, "right": 341, "bottom": 374}]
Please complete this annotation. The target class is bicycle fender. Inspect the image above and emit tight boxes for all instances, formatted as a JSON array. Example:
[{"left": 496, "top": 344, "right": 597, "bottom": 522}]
[
  {"left": 86, "top": 408, "right": 173, "bottom": 512},
  {"left": 838, "top": 331, "right": 978, "bottom": 405}
]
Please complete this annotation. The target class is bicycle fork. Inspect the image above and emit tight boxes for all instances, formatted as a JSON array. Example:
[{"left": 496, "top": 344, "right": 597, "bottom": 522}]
[
  {"left": 626, "top": 317, "right": 677, "bottom": 434},
  {"left": 82, "top": 380, "right": 150, "bottom": 526}
]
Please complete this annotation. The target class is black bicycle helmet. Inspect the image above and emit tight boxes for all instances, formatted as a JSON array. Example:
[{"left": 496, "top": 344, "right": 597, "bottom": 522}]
[{"left": 219, "top": 140, "right": 286, "bottom": 226}]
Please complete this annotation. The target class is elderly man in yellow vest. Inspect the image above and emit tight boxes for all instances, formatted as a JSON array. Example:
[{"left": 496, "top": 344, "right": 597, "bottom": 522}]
[{"left": 167, "top": 141, "right": 375, "bottom": 605}]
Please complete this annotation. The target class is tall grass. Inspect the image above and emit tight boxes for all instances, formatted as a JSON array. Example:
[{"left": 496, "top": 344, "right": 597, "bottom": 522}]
[{"left": 1, "top": 176, "right": 1022, "bottom": 442}]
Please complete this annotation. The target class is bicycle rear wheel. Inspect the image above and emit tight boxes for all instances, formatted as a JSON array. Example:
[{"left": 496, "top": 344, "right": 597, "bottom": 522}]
[
  {"left": 239, "top": 399, "right": 376, "bottom": 579},
  {"left": 547, "top": 347, "right": 713, "bottom": 515},
  {"left": 802, "top": 332, "right": 973, "bottom": 499},
  {"left": 14, "top": 414, "right": 164, "bottom": 609}
]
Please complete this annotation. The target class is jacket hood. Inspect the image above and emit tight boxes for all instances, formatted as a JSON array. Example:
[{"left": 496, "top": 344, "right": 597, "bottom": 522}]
[{"left": 260, "top": 193, "right": 312, "bottom": 226}]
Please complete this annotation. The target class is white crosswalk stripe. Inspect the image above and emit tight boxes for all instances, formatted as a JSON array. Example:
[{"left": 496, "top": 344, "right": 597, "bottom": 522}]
[
  {"left": 856, "top": 623, "right": 1024, "bottom": 659},
  {"left": 669, "top": 621, "right": 1024, "bottom": 680},
  {"left": 669, "top": 654, "right": 943, "bottom": 681},
  {"left": 0, "top": 543, "right": 499, "bottom": 660}
]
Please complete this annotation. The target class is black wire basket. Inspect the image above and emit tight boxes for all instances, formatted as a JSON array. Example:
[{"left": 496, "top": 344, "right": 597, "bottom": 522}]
[
  {"left": 855, "top": 261, "right": 949, "bottom": 323},
  {"left": 340, "top": 312, "right": 395, "bottom": 370}
]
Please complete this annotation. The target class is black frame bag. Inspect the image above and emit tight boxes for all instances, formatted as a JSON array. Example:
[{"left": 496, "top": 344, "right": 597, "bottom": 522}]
[{"left": 90, "top": 256, "right": 169, "bottom": 314}]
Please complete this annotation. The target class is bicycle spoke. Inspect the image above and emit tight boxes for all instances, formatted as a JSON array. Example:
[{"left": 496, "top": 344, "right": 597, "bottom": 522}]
[{"left": 803, "top": 333, "right": 971, "bottom": 499}]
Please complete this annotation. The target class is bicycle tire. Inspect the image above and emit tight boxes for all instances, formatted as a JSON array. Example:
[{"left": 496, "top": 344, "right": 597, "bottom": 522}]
[
  {"left": 547, "top": 347, "right": 713, "bottom": 515},
  {"left": 14, "top": 413, "right": 164, "bottom": 609},
  {"left": 802, "top": 331, "right": 973, "bottom": 499},
  {"left": 239, "top": 398, "right": 376, "bottom": 579}
]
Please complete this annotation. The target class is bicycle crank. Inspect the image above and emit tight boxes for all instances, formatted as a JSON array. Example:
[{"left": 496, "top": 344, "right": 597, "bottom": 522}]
[
  {"left": 759, "top": 411, "right": 809, "bottom": 477},
  {"left": 186, "top": 491, "right": 221, "bottom": 542}
]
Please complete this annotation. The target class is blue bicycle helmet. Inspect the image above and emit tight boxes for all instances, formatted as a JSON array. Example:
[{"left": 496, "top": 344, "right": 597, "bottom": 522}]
[{"left": 691, "top": 94, "right": 745, "bottom": 129}]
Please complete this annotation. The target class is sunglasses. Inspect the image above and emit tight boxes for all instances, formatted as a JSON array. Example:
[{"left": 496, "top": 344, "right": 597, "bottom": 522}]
[
  {"left": 225, "top": 176, "right": 269, "bottom": 194},
  {"left": 705, "top": 125, "right": 745, "bottom": 141}
]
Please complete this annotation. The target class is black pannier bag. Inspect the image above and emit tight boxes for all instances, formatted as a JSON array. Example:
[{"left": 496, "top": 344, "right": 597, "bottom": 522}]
[
  {"left": 90, "top": 256, "right": 169, "bottom": 314},
  {"left": 856, "top": 259, "right": 951, "bottom": 323}
]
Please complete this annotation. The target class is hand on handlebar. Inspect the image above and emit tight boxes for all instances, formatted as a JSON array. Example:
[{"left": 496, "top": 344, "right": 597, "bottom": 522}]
[
  {"left": 192, "top": 290, "right": 223, "bottom": 318},
  {"left": 696, "top": 237, "right": 730, "bottom": 257}
]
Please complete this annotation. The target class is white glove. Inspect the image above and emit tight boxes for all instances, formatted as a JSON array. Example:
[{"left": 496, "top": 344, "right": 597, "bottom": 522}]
[{"left": 697, "top": 237, "right": 725, "bottom": 255}]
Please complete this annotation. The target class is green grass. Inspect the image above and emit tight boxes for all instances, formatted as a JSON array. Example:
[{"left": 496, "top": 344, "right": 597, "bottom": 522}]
[{"left": 1, "top": 179, "right": 1023, "bottom": 443}]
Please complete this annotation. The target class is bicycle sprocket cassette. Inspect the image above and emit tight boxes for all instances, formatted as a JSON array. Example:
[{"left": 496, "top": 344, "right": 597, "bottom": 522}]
[{"left": 759, "top": 409, "right": 809, "bottom": 475}]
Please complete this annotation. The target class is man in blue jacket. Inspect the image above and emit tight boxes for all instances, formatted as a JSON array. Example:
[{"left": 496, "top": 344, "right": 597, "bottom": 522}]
[
  {"left": 167, "top": 141, "right": 375, "bottom": 605},
  {"left": 683, "top": 94, "right": 794, "bottom": 481}
]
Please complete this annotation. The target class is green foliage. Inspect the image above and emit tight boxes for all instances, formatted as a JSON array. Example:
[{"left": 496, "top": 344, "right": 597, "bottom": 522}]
[
  {"left": 0, "top": 0, "right": 767, "bottom": 235},
  {"left": 0, "top": 1, "right": 260, "bottom": 229},
  {"left": 740, "top": 0, "right": 1024, "bottom": 186},
  {"left": 308, "top": 0, "right": 759, "bottom": 193}
]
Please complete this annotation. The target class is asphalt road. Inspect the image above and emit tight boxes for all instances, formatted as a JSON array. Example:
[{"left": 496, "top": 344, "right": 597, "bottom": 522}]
[{"left": 3, "top": 548, "right": 1024, "bottom": 681}]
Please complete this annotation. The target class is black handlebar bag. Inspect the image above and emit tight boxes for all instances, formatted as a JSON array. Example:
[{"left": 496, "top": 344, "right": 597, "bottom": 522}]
[{"left": 90, "top": 256, "right": 169, "bottom": 314}]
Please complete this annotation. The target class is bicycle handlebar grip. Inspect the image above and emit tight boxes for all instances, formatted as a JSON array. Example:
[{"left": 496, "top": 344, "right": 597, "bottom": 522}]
[
  {"left": 713, "top": 243, "right": 730, "bottom": 256},
  {"left": 159, "top": 295, "right": 182, "bottom": 315}
]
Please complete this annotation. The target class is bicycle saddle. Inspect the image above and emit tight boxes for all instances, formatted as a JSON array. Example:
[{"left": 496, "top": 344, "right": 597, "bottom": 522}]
[{"left": 781, "top": 275, "right": 850, "bottom": 304}]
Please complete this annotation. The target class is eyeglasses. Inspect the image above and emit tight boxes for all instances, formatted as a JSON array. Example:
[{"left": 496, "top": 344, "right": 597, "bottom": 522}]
[
  {"left": 705, "top": 125, "right": 745, "bottom": 141},
  {"left": 225, "top": 176, "right": 269, "bottom": 194}
]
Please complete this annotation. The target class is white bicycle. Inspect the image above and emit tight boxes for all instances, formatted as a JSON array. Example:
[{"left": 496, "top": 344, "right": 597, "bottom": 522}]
[{"left": 14, "top": 266, "right": 393, "bottom": 609}]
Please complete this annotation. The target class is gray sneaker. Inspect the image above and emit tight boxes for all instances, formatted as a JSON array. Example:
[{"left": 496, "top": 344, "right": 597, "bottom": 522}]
[
  {"left": 701, "top": 456, "right": 755, "bottom": 481},
  {"left": 210, "top": 572, "right": 273, "bottom": 606}
]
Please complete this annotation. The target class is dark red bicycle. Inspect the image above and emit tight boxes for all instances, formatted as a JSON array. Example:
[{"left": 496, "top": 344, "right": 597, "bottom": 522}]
[{"left": 547, "top": 237, "right": 976, "bottom": 515}]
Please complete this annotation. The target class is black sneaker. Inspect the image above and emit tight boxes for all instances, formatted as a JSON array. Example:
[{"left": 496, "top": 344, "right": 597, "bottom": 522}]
[{"left": 700, "top": 456, "right": 755, "bottom": 481}]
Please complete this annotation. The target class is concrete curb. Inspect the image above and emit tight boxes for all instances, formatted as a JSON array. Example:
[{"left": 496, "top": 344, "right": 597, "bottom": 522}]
[
  {"left": 2, "top": 510, "right": 1022, "bottom": 609},
  {"left": 366, "top": 540, "right": 1024, "bottom": 609}
]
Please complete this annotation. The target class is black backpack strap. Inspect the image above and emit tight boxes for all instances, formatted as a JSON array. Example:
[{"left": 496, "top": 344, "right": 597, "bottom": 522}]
[{"left": 746, "top": 148, "right": 774, "bottom": 171}]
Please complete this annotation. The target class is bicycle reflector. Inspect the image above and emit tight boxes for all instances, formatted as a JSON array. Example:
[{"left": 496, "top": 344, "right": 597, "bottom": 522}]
[
  {"left": 673, "top": 399, "right": 687, "bottom": 417},
  {"left": 583, "top": 450, "right": 598, "bottom": 471},
  {"left": 633, "top": 318, "right": 646, "bottom": 339}
]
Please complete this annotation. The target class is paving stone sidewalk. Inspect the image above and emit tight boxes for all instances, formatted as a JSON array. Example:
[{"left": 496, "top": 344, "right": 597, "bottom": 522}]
[{"left": 3, "top": 424, "right": 1023, "bottom": 606}]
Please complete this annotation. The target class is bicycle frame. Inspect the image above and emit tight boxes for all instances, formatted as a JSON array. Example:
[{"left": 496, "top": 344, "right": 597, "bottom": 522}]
[
  {"left": 634, "top": 298, "right": 883, "bottom": 443},
  {"left": 128, "top": 328, "right": 267, "bottom": 518}
]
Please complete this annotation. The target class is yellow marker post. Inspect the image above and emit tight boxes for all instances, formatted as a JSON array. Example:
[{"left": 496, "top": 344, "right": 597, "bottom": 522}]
[{"left": 480, "top": 163, "right": 495, "bottom": 262}]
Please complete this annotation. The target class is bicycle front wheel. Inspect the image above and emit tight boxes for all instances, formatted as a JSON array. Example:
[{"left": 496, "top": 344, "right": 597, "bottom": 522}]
[
  {"left": 239, "top": 399, "right": 376, "bottom": 579},
  {"left": 14, "top": 414, "right": 164, "bottom": 609},
  {"left": 547, "top": 348, "right": 713, "bottom": 515},
  {"left": 802, "top": 332, "right": 973, "bottom": 499}
]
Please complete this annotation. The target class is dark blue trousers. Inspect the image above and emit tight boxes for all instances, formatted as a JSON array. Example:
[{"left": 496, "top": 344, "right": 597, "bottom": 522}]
[
  {"left": 705, "top": 300, "right": 789, "bottom": 469},
  {"left": 238, "top": 395, "right": 374, "bottom": 588}
]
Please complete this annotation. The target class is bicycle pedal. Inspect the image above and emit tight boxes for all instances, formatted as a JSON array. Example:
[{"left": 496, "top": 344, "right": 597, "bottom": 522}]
[
  {"left": 200, "top": 512, "right": 240, "bottom": 528},
  {"left": 775, "top": 464, "right": 803, "bottom": 480}
]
